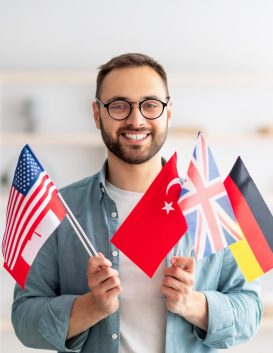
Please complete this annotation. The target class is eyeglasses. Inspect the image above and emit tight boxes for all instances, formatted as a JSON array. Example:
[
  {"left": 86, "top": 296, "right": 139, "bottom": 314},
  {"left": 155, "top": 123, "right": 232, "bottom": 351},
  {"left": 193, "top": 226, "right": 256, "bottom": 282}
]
[{"left": 96, "top": 97, "right": 170, "bottom": 120}]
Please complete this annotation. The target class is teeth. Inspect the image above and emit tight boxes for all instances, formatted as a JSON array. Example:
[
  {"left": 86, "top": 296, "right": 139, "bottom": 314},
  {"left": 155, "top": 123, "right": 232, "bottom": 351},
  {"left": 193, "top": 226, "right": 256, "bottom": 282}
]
[{"left": 125, "top": 133, "right": 147, "bottom": 141}]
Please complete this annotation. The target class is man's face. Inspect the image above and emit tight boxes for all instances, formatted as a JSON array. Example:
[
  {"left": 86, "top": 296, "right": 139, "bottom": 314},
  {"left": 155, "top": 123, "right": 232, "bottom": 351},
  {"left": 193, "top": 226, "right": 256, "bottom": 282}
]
[{"left": 93, "top": 66, "right": 172, "bottom": 164}]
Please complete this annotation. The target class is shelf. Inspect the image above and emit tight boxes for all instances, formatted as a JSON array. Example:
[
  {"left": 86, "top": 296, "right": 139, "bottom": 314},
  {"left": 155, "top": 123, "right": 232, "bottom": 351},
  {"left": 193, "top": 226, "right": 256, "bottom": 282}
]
[
  {"left": 0, "top": 132, "right": 104, "bottom": 147},
  {"left": 168, "top": 130, "right": 273, "bottom": 143},
  {"left": 1, "top": 131, "right": 273, "bottom": 148},
  {"left": 0, "top": 71, "right": 97, "bottom": 84}
]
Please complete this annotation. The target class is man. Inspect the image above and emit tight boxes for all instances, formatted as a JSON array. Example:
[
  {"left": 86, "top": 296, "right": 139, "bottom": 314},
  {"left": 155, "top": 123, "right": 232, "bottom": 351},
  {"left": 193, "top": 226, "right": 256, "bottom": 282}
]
[{"left": 12, "top": 53, "right": 262, "bottom": 353}]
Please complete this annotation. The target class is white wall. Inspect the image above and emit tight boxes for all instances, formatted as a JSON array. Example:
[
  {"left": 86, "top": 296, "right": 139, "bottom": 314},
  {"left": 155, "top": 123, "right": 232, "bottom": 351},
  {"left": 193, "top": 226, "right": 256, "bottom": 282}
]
[{"left": 0, "top": 1, "right": 273, "bottom": 352}]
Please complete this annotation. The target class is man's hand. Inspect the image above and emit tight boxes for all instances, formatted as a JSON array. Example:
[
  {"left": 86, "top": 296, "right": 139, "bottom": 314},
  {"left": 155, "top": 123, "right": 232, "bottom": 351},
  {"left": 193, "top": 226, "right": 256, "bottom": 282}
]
[
  {"left": 161, "top": 256, "right": 208, "bottom": 331},
  {"left": 87, "top": 252, "right": 122, "bottom": 319},
  {"left": 67, "top": 253, "right": 122, "bottom": 340}
]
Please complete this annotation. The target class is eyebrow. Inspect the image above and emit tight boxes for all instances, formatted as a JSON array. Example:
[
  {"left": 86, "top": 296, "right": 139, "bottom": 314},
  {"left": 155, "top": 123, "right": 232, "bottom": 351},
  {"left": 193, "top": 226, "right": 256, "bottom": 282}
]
[{"left": 104, "top": 95, "right": 166, "bottom": 103}]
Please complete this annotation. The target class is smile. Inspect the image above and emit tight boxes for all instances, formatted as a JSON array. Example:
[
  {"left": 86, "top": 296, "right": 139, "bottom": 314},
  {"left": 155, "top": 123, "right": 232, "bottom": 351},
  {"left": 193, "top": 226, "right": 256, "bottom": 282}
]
[{"left": 123, "top": 133, "right": 149, "bottom": 141}]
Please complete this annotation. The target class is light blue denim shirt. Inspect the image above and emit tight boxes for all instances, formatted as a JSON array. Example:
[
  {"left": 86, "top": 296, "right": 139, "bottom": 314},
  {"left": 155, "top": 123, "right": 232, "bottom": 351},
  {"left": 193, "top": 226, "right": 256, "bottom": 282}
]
[{"left": 12, "top": 163, "right": 262, "bottom": 353}]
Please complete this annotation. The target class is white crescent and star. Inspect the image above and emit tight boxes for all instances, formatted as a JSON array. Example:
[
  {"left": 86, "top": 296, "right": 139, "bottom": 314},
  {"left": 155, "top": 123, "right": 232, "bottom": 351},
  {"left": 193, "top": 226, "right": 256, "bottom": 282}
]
[{"left": 162, "top": 177, "right": 183, "bottom": 215}]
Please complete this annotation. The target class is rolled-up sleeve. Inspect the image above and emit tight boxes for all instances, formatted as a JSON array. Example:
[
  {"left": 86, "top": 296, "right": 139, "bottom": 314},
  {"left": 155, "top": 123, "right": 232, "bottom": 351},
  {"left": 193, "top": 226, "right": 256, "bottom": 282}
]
[
  {"left": 12, "top": 230, "right": 89, "bottom": 352},
  {"left": 193, "top": 248, "right": 263, "bottom": 348}
]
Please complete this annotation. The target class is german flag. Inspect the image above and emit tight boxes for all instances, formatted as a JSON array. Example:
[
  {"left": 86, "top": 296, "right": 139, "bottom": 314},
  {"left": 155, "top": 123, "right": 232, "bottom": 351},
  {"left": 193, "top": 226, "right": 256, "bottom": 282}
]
[{"left": 224, "top": 157, "right": 273, "bottom": 281}]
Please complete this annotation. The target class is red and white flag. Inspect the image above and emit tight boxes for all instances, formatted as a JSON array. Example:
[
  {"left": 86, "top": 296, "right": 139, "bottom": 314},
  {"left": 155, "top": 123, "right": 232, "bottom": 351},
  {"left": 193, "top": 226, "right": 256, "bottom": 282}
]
[
  {"left": 111, "top": 153, "right": 188, "bottom": 277},
  {"left": 2, "top": 145, "right": 66, "bottom": 288}
]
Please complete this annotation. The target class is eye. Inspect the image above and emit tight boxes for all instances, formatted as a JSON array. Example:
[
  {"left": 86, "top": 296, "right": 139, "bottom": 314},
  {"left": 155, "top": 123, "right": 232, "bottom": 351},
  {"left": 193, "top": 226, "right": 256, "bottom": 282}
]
[
  {"left": 142, "top": 100, "right": 161, "bottom": 109},
  {"left": 109, "top": 101, "right": 129, "bottom": 111}
]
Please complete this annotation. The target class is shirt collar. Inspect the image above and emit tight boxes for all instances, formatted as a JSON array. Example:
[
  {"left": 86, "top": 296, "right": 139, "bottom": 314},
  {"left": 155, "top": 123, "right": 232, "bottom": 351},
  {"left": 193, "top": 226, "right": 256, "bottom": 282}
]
[{"left": 98, "top": 157, "right": 167, "bottom": 198}]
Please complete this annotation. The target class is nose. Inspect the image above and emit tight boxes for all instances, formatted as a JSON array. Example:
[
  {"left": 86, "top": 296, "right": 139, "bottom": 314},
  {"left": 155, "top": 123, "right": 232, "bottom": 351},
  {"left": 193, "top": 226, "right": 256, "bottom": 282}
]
[{"left": 126, "top": 103, "right": 146, "bottom": 127}]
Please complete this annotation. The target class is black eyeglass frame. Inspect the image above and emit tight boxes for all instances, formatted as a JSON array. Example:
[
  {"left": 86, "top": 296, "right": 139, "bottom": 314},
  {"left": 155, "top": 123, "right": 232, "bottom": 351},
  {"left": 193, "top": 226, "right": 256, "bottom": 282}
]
[{"left": 96, "top": 96, "right": 170, "bottom": 120}]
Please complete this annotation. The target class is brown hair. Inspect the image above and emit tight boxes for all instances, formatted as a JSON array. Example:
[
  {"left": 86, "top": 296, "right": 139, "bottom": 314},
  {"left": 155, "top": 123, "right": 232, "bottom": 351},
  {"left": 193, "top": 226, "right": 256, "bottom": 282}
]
[{"left": 96, "top": 53, "right": 169, "bottom": 98}]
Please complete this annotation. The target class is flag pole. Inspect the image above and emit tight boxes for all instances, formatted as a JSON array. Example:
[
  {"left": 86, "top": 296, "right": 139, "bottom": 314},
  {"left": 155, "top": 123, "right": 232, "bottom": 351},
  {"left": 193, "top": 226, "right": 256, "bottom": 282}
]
[
  {"left": 65, "top": 214, "right": 93, "bottom": 257},
  {"left": 58, "top": 193, "right": 98, "bottom": 257}
]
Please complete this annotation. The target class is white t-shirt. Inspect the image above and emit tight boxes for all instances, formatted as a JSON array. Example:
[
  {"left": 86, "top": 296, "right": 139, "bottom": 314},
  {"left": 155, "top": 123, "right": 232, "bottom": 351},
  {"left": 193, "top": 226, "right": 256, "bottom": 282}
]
[{"left": 106, "top": 181, "right": 167, "bottom": 353}]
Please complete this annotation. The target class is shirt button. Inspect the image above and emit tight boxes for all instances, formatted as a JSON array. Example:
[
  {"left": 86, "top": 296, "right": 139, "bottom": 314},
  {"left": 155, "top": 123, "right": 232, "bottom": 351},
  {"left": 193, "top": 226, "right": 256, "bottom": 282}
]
[
  {"left": 111, "top": 211, "right": 117, "bottom": 218},
  {"left": 112, "top": 250, "right": 118, "bottom": 257},
  {"left": 112, "top": 333, "right": 118, "bottom": 340}
]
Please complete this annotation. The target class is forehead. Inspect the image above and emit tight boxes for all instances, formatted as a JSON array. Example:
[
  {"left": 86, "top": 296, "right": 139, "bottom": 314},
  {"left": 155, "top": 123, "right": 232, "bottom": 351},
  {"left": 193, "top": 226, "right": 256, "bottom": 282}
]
[{"left": 100, "top": 66, "right": 167, "bottom": 100}]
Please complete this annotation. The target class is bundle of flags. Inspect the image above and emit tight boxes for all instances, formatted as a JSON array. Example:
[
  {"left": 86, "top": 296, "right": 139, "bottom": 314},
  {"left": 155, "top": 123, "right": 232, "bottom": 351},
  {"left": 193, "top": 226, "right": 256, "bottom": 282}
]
[
  {"left": 111, "top": 132, "right": 273, "bottom": 282},
  {"left": 2, "top": 134, "right": 273, "bottom": 288}
]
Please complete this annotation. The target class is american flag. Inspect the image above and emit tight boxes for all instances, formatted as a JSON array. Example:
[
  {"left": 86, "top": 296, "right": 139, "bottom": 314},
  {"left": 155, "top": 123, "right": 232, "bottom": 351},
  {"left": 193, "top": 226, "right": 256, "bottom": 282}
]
[
  {"left": 2, "top": 145, "right": 66, "bottom": 288},
  {"left": 178, "top": 133, "right": 243, "bottom": 259}
]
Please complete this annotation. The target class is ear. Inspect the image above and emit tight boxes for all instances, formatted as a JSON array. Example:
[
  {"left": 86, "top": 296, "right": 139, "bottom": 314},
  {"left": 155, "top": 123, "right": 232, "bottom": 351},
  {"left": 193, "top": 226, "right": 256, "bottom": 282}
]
[
  {"left": 92, "top": 101, "right": 101, "bottom": 129},
  {"left": 167, "top": 100, "right": 173, "bottom": 127}
]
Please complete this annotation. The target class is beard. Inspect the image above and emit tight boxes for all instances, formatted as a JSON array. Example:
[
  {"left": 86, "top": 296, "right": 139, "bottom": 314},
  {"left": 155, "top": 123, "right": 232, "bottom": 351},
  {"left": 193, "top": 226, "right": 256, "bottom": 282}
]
[{"left": 99, "top": 117, "right": 168, "bottom": 164}]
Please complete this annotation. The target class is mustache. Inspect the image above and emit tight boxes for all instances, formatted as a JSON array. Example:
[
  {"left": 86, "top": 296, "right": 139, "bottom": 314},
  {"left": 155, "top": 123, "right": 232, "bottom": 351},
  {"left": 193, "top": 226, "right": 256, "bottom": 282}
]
[{"left": 117, "top": 127, "right": 153, "bottom": 134}]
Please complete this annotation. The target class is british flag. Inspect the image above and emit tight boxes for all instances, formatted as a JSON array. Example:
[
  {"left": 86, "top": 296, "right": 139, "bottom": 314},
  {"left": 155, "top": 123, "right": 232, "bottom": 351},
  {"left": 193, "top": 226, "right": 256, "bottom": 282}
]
[{"left": 178, "top": 133, "right": 243, "bottom": 259}]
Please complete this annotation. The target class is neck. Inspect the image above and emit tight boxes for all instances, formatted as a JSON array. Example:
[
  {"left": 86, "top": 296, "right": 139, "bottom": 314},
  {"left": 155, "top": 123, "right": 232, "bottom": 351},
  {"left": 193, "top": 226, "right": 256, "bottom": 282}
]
[{"left": 106, "top": 152, "right": 163, "bottom": 193}]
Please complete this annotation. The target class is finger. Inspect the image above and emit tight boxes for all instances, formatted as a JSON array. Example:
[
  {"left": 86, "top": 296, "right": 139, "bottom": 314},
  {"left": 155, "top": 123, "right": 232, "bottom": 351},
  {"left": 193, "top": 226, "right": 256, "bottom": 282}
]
[
  {"left": 161, "top": 283, "right": 177, "bottom": 298},
  {"left": 88, "top": 267, "right": 119, "bottom": 289},
  {"left": 92, "top": 266, "right": 119, "bottom": 283},
  {"left": 102, "top": 276, "right": 121, "bottom": 292},
  {"left": 88, "top": 253, "right": 112, "bottom": 275},
  {"left": 106, "top": 285, "right": 123, "bottom": 299},
  {"left": 170, "top": 256, "right": 195, "bottom": 274},
  {"left": 162, "top": 275, "right": 182, "bottom": 291},
  {"left": 164, "top": 267, "right": 194, "bottom": 286},
  {"left": 92, "top": 275, "right": 121, "bottom": 295}
]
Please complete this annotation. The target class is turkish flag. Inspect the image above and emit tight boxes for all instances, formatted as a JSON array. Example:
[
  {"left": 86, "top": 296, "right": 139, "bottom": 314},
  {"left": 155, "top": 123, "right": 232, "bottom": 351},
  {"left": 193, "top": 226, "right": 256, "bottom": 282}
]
[{"left": 111, "top": 153, "right": 188, "bottom": 277}]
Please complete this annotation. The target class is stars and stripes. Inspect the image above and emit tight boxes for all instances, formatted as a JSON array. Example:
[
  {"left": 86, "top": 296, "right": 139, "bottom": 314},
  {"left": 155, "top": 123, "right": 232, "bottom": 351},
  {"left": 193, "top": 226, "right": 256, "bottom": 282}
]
[
  {"left": 178, "top": 133, "right": 243, "bottom": 259},
  {"left": 2, "top": 145, "right": 66, "bottom": 288}
]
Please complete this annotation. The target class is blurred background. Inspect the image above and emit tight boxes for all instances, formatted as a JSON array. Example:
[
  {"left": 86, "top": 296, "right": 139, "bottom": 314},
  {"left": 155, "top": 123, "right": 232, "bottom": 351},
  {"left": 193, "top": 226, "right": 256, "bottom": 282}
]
[{"left": 0, "top": 0, "right": 273, "bottom": 352}]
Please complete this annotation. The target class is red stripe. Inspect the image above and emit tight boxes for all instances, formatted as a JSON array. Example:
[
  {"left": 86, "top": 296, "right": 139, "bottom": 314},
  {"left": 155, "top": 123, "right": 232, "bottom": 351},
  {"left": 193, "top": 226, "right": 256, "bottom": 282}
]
[
  {"left": 5, "top": 187, "right": 15, "bottom": 229},
  {"left": 51, "top": 190, "right": 66, "bottom": 220},
  {"left": 195, "top": 212, "right": 203, "bottom": 257},
  {"left": 3, "top": 191, "right": 24, "bottom": 258},
  {"left": 224, "top": 176, "right": 273, "bottom": 272},
  {"left": 4, "top": 177, "right": 47, "bottom": 260},
  {"left": 5, "top": 190, "right": 66, "bottom": 280},
  {"left": 5, "top": 176, "right": 52, "bottom": 265},
  {"left": 7, "top": 180, "right": 54, "bottom": 267},
  {"left": 201, "top": 134, "right": 208, "bottom": 180},
  {"left": 4, "top": 188, "right": 19, "bottom": 241},
  {"left": 2, "top": 187, "right": 17, "bottom": 252},
  {"left": 4, "top": 178, "right": 44, "bottom": 262},
  {"left": 10, "top": 200, "right": 55, "bottom": 270},
  {"left": 4, "top": 174, "right": 50, "bottom": 257}
]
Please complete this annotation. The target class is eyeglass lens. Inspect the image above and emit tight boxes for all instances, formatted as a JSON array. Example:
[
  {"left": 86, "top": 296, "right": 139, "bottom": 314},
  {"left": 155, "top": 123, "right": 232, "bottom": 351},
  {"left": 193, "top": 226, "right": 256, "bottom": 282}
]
[{"left": 108, "top": 100, "right": 165, "bottom": 120}]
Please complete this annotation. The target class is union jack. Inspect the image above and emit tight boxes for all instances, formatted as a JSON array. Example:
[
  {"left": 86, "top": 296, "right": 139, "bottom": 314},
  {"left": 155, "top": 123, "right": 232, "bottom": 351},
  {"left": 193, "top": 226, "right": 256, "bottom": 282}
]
[{"left": 179, "top": 133, "right": 243, "bottom": 259}]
